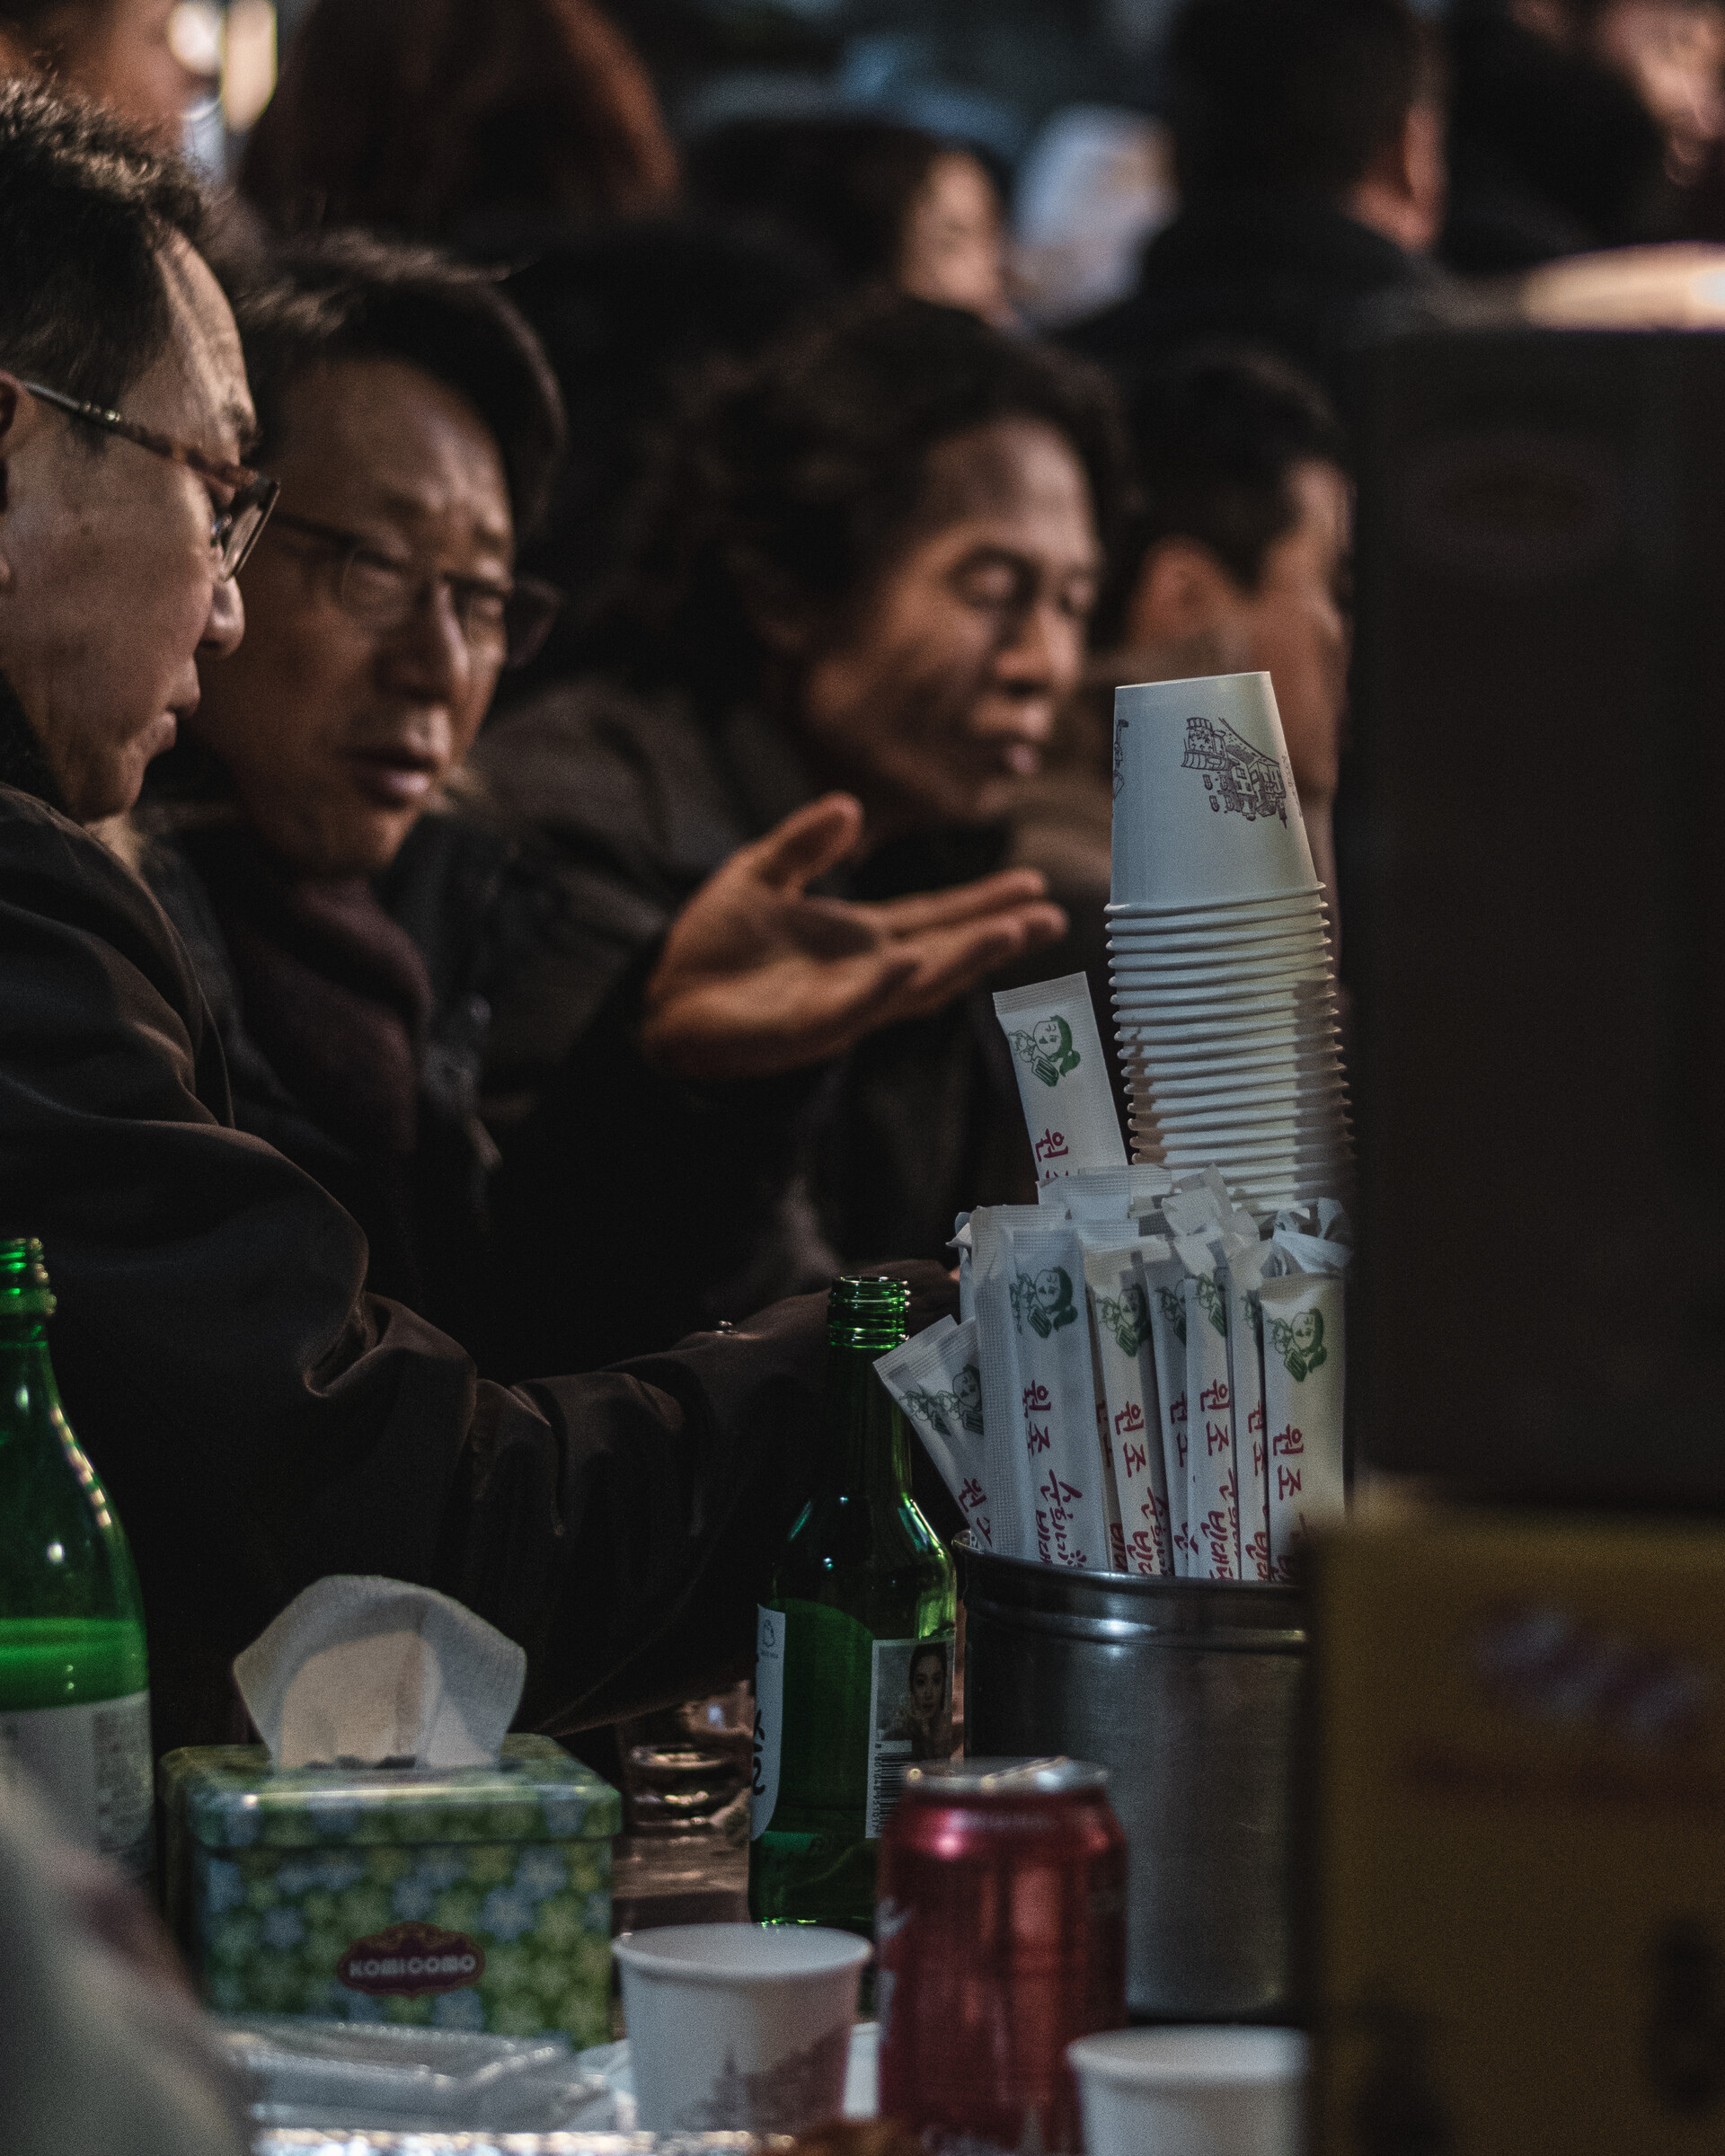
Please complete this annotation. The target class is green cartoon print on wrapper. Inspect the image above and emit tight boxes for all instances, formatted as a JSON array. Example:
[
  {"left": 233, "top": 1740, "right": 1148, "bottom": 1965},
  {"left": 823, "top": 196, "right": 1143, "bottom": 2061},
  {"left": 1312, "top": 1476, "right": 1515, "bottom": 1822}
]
[
  {"left": 901, "top": 1385, "right": 956, "bottom": 1440},
  {"left": 1095, "top": 1282, "right": 1151, "bottom": 1357},
  {"left": 1153, "top": 1285, "right": 1187, "bottom": 1343},
  {"left": 1010, "top": 1015, "right": 1081, "bottom": 1088},
  {"left": 902, "top": 1365, "right": 986, "bottom": 1440},
  {"left": 950, "top": 1362, "right": 985, "bottom": 1433},
  {"left": 1013, "top": 1268, "right": 1078, "bottom": 1338},
  {"left": 1269, "top": 1306, "right": 1327, "bottom": 1381},
  {"left": 1194, "top": 1277, "right": 1228, "bottom": 1339},
  {"left": 1028, "top": 1267, "right": 1077, "bottom": 1338}
]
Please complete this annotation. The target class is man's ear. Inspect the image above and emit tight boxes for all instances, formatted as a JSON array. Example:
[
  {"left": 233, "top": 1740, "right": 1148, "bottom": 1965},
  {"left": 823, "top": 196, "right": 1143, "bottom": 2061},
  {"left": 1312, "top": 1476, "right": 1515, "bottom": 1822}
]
[{"left": 1124, "top": 536, "right": 1244, "bottom": 652}]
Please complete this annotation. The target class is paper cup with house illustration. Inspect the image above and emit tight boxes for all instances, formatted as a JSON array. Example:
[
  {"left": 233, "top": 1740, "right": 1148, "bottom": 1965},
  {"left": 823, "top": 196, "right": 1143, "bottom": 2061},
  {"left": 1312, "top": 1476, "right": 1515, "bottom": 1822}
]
[
  {"left": 1110, "top": 673, "right": 1319, "bottom": 907},
  {"left": 614, "top": 1922, "right": 870, "bottom": 2135}
]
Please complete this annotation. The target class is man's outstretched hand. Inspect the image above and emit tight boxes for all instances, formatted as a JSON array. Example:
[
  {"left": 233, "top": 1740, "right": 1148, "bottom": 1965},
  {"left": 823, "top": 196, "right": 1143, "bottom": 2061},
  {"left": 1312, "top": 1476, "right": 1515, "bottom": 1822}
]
[{"left": 641, "top": 792, "right": 1067, "bottom": 1082}]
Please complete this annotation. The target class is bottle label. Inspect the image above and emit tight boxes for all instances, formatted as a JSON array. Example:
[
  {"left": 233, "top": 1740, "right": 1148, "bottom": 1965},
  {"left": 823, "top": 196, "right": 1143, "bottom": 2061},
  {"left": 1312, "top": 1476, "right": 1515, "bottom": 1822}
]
[
  {"left": 865, "top": 1632, "right": 956, "bottom": 1839},
  {"left": 0, "top": 1689, "right": 152, "bottom": 1883},
  {"left": 751, "top": 1605, "right": 783, "bottom": 1840}
]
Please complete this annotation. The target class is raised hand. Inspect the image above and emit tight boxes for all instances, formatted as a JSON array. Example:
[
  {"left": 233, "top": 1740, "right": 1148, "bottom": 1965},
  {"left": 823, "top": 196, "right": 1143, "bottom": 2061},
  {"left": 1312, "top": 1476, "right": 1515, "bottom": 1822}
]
[{"left": 641, "top": 792, "right": 1067, "bottom": 1082}]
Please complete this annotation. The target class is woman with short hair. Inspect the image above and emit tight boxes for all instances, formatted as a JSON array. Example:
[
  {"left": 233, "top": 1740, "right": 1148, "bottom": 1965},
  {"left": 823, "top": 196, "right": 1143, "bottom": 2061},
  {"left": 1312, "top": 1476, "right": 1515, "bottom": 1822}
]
[{"left": 474, "top": 295, "right": 1128, "bottom": 1375}]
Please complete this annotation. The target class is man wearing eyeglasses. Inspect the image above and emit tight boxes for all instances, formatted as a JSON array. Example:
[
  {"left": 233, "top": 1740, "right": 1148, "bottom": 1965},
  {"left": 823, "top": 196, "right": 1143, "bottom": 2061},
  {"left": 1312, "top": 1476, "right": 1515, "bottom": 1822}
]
[
  {"left": 0, "top": 84, "right": 956, "bottom": 1763},
  {"left": 135, "top": 233, "right": 569, "bottom": 1331}
]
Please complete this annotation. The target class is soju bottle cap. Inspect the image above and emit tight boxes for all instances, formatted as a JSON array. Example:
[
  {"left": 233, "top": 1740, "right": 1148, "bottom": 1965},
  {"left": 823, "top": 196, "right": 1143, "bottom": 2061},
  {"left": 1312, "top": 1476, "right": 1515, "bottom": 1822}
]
[
  {"left": 827, "top": 1273, "right": 910, "bottom": 1351},
  {"left": 0, "top": 1236, "right": 55, "bottom": 1318}
]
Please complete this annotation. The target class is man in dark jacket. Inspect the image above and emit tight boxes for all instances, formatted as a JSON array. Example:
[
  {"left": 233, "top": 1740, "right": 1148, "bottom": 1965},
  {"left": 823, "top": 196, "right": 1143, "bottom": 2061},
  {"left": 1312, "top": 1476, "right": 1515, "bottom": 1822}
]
[
  {"left": 1066, "top": 0, "right": 1448, "bottom": 412},
  {"left": 0, "top": 84, "right": 952, "bottom": 1757},
  {"left": 138, "top": 233, "right": 1060, "bottom": 1372}
]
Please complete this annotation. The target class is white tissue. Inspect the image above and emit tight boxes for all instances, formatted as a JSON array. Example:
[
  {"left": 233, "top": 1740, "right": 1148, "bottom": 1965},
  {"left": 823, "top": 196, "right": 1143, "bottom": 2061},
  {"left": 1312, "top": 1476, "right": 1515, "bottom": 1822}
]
[{"left": 234, "top": 1577, "right": 527, "bottom": 1770}]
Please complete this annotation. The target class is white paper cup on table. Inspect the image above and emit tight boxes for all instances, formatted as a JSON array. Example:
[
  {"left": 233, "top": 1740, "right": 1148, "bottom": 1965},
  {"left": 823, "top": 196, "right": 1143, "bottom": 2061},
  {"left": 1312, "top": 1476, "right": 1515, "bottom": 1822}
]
[
  {"left": 1068, "top": 2027, "right": 1307, "bottom": 2156},
  {"left": 1139, "top": 1089, "right": 1348, "bottom": 1124},
  {"left": 1123, "top": 1032, "right": 1342, "bottom": 1066},
  {"left": 1144, "top": 1060, "right": 1344, "bottom": 1095},
  {"left": 613, "top": 1923, "right": 870, "bottom": 2136},
  {"left": 1113, "top": 943, "right": 1331, "bottom": 976},
  {"left": 1107, "top": 920, "right": 1329, "bottom": 953},
  {"left": 1108, "top": 950, "right": 1331, "bottom": 982},
  {"left": 1107, "top": 892, "right": 1323, "bottom": 922},
  {"left": 1111, "top": 673, "right": 1318, "bottom": 907}
]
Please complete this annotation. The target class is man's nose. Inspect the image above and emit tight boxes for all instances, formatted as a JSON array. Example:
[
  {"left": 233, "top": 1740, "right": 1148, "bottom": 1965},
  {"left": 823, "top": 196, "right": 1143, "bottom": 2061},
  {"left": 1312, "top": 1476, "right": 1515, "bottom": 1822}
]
[
  {"left": 201, "top": 571, "right": 245, "bottom": 658},
  {"left": 381, "top": 581, "right": 468, "bottom": 702}
]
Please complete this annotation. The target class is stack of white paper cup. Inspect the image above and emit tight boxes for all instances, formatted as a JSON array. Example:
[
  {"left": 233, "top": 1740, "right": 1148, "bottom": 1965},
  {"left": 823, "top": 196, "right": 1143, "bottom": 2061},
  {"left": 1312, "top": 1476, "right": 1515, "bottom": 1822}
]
[{"left": 1110, "top": 671, "right": 1351, "bottom": 1211}]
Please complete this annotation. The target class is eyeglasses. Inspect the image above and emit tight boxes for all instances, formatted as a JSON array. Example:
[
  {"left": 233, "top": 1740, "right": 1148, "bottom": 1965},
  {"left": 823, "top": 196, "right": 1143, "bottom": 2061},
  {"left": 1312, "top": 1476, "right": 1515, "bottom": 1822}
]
[
  {"left": 267, "top": 511, "right": 565, "bottom": 669},
  {"left": 21, "top": 380, "right": 279, "bottom": 579}
]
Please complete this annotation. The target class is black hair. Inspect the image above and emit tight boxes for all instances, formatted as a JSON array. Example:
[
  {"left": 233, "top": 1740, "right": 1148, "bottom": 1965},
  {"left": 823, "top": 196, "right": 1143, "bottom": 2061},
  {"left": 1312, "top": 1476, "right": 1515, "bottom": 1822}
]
[
  {"left": 595, "top": 294, "right": 1127, "bottom": 704},
  {"left": 0, "top": 80, "right": 207, "bottom": 411},
  {"left": 1167, "top": 0, "right": 1438, "bottom": 200},
  {"left": 500, "top": 214, "right": 830, "bottom": 685},
  {"left": 907, "top": 1640, "right": 947, "bottom": 1681},
  {"left": 684, "top": 117, "right": 971, "bottom": 289},
  {"left": 220, "top": 229, "right": 566, "bottom": 539},
  {"left": 238, "top": 0, "right": 676, "bottom": 244},
  {"left": 1123, "top": 344, "right": 1346, "bottom": 597}
]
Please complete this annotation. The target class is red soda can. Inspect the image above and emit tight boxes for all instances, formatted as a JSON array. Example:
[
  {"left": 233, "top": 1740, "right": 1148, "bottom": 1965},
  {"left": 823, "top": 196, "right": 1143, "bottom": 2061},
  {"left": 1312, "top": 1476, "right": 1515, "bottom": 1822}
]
[{"left": 876, "top": 1756, "right": 1128, "bottom": 2154}]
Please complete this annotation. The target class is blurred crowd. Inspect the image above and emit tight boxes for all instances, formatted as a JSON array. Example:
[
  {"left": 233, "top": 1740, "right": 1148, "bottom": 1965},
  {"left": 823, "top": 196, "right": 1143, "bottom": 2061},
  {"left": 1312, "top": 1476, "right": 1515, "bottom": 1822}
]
[
  {"left": 0, "top": 0, "right": 1706, "bottom": 2136},
  {"left": 0, "top": 0, "right": 1424, "bottom": 1378}
]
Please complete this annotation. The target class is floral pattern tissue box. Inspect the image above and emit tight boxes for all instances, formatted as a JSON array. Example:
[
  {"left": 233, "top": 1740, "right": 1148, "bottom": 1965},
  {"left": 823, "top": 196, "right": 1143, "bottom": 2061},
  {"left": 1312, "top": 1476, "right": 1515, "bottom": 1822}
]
[{"left": 159, "top": 1735, "right": 621, "bottom": 2043}]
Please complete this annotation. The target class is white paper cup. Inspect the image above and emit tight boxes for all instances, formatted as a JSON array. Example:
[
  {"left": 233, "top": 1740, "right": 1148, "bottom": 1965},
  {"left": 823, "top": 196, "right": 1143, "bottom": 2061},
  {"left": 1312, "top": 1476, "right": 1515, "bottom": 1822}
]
[
  {"left": 1111, "top": 673, "right": 1319, "bottom": 907},
  {"left": 1113, "top": 995, "right": 1311, "bottom": 1025},
  {"left": 1068, "top": 2027, "right": 1306, "bottom": 2156},
  {"left": 1140, "top": 1106, "right": 1349, "bottom": 1134},
  {"left": 1138, "top": 1065, "right": 1346, "bottom": 1099},
  {"left": 614, "top": 1923, "right": 870, "bottom": 2136},
  {"left": 1111, "top": 970, "right": 1332, "bottom": 1000},
  {"left": 1108, "top": 898, "right": 1330, "bottom": 929},
  {"left": 1119, "top": 1035, "right": 1344, "bottom": 1067},
  {"left": 1107, "top": 936, "right": 1331, "bottom": 967},
  {"left": 1116, "top": 1003, "right": 1340, "bottom": 1035},
  {"left": 1110, "top": 944, "right": 1331, "bottom": 973},
  {"left": 1147, "top": 1116, "right": 1349, "bottom": 1147},
  {"left": 1107, "top": 893, "right": 1327, "bottom": 921},
  {"left": 1115, "top": 1013, "right": 1332, "bottom": 1044}
]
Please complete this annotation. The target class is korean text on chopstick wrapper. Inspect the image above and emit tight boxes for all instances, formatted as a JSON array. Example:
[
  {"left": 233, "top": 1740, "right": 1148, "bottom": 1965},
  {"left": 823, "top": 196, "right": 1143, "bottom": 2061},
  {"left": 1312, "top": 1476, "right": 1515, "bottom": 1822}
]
[
  {"left": 1225, "top": 1239, "right": 1273, "bottom": 1581},
  {"left": 972, "top": 1207, "right": 1038, "bottom": 1560},
  {"left": 1261, "top": 1270, "right": 1345, "bottom": 1578},
  {"left": 1083, "top": 1243, "right": 1172, "bottom": 1575},
  {"left": 876, "top": 1316, "right": 995, "bottom": 1550},
  {"left": 1011, "top": 1224, "right": 1115, "bottom": 1569},
  {"left": 993, "top": 972, "right": 1127, "bottom": 1184},
  {"left": 1140, "top": 1241, "right": 1192, "bottom": 1573},
  {"left": 1179, "top": 1237, "right": 1240, "bottom": 1581}
]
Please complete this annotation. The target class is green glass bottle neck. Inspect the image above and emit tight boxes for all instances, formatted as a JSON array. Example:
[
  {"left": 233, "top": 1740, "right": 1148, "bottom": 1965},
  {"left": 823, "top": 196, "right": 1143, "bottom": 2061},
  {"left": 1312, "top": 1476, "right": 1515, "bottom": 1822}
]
[
  {"left": 0, "top": 1316, "right": 59, "bottom": 1392},
  {"left": 819, "top": 1339, "right": 912, "bottom": 1500}
]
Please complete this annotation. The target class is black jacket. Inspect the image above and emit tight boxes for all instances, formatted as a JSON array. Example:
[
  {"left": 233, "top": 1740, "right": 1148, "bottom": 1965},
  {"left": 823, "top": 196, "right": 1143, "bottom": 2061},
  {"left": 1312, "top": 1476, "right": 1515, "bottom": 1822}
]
[
  {"left": 1065, "top": 190, "right": 1442, "bottom": 412},
  {"left": 0, "top": 681, "right": 951, "bottom": 1755},
  {"left": 472, "top": 679, "right": 1112, "bottom": 1377},
  {"left": 1441, "top": 2, "right": 1669, "bottom": 273}
]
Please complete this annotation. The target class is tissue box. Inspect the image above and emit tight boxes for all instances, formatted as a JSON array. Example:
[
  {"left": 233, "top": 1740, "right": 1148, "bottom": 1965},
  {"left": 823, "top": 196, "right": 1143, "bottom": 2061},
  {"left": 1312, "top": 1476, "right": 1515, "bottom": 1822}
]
[
  {"left": 1306, "top": 1509, "right": 1725, "bottom": 2154},
  {"left": 159, "top": 1735, "right": 621, "bottom": 2043}
]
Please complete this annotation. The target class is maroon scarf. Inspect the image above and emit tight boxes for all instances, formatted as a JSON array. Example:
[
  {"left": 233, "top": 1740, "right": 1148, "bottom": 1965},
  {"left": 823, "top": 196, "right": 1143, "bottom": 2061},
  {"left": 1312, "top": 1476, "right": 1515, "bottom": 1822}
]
[{"left": 184, "top": 826, "right": 433, "bottom": 1159}]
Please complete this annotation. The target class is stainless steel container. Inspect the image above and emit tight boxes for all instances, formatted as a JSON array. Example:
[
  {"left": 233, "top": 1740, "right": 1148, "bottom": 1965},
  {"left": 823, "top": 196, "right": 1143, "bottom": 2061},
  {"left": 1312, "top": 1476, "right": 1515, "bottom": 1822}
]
[{"left": 960, "top": 1538, "right": 1305, "bottom": 2024}]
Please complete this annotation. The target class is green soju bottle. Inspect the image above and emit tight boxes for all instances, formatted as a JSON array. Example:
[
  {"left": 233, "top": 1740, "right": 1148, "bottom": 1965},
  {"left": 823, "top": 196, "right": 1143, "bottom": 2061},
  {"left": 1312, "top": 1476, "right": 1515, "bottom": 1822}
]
[
  {"left": 749, "top": 1275, "right": 956, "bottom": 1939},
  {"left": 0, "top": 1238, "right": 152, "bottom": 1881}
]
